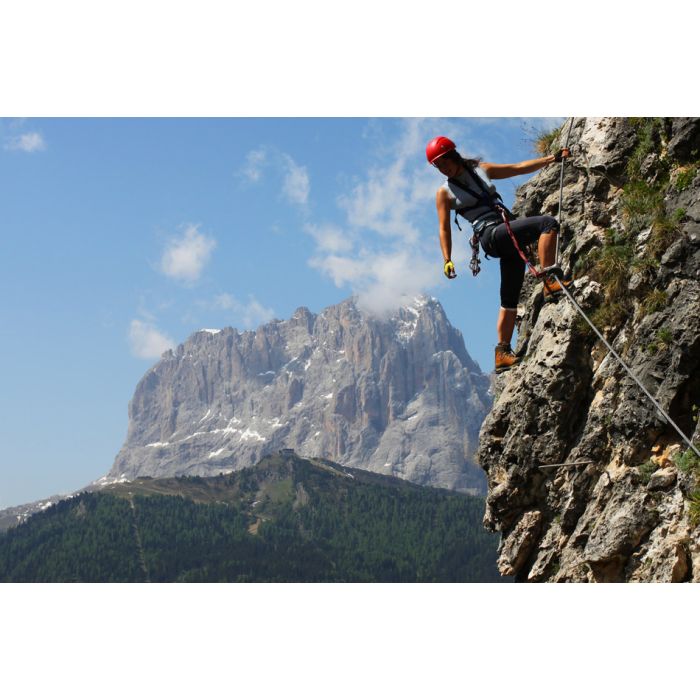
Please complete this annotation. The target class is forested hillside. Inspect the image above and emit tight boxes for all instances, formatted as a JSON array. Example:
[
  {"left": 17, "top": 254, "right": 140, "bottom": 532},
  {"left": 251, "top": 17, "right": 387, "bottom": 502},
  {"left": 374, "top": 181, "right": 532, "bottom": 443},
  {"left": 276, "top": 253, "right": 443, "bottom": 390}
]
[{"left": 0, "top": 452, "right": 502, "bottom": 582}]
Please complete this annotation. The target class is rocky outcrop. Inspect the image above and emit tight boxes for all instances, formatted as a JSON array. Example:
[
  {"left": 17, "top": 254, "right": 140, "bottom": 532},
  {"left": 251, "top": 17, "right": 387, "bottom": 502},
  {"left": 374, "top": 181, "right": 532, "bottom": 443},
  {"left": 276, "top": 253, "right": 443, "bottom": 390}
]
[
  {"left": 107, "top": 295, "right": 491, "bottom": 493},
  {"left": 478, "top": 118, "right": 700, "bottom": 582}
]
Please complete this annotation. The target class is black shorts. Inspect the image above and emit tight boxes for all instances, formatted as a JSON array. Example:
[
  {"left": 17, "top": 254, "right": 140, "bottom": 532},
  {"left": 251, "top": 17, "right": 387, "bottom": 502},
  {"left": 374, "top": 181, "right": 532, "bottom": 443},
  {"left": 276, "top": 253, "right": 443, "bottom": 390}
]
[{"left": 479, "top": 215, "right": 559, "bottom": 309}]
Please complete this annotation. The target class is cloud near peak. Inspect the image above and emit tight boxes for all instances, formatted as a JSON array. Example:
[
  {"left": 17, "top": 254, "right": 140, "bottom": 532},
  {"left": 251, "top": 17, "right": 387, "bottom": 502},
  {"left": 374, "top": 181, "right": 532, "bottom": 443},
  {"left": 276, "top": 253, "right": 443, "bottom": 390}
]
[
  {"left": 128, "top": 320, "right": 175, "bottom": 359},
  {"left": 212, "top": 292, "right": 275, "bottom": 329},
  {"left": 309, "top": 246, "right": 438, "bottom": 317},
  {"left": 306, "top": 119, "right": 451, "bottom": 315}
]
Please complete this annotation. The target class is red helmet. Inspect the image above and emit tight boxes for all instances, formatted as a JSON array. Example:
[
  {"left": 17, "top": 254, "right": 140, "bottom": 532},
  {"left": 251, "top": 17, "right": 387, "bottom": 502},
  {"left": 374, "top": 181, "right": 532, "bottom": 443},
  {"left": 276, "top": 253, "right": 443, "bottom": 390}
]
[{"left": 426, "top": 136, "right": 456, "bottom": 164}]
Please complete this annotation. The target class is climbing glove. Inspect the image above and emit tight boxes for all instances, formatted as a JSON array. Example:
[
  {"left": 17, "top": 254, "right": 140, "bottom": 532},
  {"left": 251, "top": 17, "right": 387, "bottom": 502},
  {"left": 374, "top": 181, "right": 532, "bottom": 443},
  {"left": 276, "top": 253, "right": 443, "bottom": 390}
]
[
  {"left": 444, "top": 260, "right": 456, "bottom": 279},
  {"left": 553, "top": 147, "right": 571, "bottom": 163}
]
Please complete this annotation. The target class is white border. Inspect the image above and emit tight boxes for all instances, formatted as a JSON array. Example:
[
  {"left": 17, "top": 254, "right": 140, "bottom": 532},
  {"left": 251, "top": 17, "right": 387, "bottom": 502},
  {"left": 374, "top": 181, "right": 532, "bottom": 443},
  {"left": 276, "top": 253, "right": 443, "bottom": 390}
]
[{"left": 1, "top": 1, "right": 696, "bottom": 115}]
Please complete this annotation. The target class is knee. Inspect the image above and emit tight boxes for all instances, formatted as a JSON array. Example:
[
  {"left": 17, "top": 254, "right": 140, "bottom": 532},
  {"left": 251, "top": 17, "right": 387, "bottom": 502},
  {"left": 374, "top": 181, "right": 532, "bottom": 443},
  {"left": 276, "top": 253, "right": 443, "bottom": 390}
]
[{"left": 541, "top": 216, "right": 559, "bottom": 234}]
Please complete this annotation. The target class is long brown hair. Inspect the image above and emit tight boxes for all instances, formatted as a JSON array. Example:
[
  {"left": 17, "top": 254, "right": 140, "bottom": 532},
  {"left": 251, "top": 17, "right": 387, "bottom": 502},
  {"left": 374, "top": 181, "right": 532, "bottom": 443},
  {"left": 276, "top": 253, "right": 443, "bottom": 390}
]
[{"left": 444, "top": 149, "right": 481, "bottom": 170}]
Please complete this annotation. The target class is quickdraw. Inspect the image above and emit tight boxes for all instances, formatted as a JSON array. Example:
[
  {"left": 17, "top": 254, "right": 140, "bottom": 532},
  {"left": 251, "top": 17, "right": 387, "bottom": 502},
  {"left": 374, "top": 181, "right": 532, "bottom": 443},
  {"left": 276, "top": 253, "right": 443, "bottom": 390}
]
[
  {"left": 468, "top": 231, "right": 481, "bottom": 276},
  {"left": 452, "top": 209, "right": 484, "bottom": 277}
]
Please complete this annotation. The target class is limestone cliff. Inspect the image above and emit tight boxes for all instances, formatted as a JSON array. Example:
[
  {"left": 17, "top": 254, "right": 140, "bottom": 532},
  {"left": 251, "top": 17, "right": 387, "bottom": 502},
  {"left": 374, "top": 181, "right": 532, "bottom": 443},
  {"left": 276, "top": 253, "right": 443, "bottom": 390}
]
[{"left": 478, "top": 118, "right": 700, "bottom": 582}]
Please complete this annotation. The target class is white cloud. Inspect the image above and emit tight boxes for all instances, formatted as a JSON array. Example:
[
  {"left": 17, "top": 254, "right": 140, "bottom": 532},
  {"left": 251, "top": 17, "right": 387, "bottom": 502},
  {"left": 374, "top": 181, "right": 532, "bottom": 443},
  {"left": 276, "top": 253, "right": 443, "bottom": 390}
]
[
  {"left": 309, "top": 253, "right": 368, "bottom": 287},
  {"left": 357, "top": 256, "right": 437, "bottom": 316},
  {"left": 242, "top": 298, "right": 276, "bottom": 328},
  {"left": 338, "top": 119, "right": 432, "bottom": 243},
  {"left": 281, "top": 154, "right": 310, "bottom": 206},
  {"left": 159, "top": 224, "right": 216, "bottom": 284},
  {"left": 239, "top": 147, "right": 310, "bottom": 207},
  {"left": 240, "top": 148, "right": 267, "bottom": 182},
  {"left": 305, "top": 119, "right": 463, "bottom": 314},
  {"left": 212, "top": 293, "right": 275, "bottom": 329},
  {"left": 4, "top": 132, "right": 46, "bottom": 152},
  {"left": 310, "top": 247, "right": 439, "bottom": 317},
  {"left": 128, "top": 320, "right": 175, "bottom": 359},
  {"left": 303, "top": 223, "right": 352, "bottom": 253}
]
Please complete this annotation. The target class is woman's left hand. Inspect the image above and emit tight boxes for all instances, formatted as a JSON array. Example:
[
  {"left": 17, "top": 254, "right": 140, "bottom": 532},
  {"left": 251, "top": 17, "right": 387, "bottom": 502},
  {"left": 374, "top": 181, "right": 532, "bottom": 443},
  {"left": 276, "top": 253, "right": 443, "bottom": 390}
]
[{"left": 553, "top": 148, "right": 571, "bottom": 162}]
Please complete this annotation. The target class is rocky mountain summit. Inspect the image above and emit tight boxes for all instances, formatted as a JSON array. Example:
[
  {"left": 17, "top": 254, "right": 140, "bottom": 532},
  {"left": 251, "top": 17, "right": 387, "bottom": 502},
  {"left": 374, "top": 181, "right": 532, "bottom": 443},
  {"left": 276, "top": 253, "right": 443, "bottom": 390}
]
[
  {"left": 478, "top": 117, "right": 700, "bottom": 582},
  {"left": 106, "top": 295, "right": 491, "bottom": 493}
]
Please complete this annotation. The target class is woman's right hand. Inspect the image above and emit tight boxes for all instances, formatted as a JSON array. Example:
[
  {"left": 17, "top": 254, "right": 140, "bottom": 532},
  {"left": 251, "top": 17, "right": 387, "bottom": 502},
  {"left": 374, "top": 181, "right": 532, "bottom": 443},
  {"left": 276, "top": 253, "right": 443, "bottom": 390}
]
[{"left": 444, "top": 260, "right": 457, "bottom": 279}]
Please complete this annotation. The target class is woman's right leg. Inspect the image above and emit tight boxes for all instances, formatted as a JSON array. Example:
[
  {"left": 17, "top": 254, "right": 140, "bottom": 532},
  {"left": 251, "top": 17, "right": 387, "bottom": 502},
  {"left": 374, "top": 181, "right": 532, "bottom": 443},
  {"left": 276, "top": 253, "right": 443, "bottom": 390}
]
[{"left": 539, "top": 229, "right": 557, "bottom": 268}]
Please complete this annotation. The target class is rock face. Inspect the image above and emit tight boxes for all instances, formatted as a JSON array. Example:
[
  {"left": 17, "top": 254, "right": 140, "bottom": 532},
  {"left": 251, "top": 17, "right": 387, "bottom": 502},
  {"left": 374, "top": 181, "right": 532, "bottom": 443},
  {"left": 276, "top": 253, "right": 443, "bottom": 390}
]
[
  {"left": 478, "top": 118, "right": 700, "bottom": 582},
  {"left": 107, "top": 296, "right": 491, "bottom": 493}
]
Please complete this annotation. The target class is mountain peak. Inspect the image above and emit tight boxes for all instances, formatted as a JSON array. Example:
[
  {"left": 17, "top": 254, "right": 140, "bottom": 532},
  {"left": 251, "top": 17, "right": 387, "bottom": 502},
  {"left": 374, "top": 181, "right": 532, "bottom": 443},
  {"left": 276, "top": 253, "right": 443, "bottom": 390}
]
[{"left": 108, "top": 295, "right": 491, "bottom": 493}]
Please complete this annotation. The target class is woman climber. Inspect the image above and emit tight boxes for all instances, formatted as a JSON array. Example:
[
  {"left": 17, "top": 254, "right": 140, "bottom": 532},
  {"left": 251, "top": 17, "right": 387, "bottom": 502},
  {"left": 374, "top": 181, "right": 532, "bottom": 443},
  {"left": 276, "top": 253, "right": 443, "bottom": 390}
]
[{"left": 427, "top": 135, "right": 571, "bottom": 374}]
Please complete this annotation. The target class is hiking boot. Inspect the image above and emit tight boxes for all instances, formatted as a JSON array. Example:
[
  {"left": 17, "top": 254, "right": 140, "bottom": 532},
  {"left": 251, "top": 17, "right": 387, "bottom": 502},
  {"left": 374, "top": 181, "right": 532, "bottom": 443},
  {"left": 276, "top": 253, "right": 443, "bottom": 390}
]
[
  {"left": 495, "top": 343, "right": 521, "bottom": 374},
  {"left": 542, "top": 274, "right": 573, "bottom": 303}
]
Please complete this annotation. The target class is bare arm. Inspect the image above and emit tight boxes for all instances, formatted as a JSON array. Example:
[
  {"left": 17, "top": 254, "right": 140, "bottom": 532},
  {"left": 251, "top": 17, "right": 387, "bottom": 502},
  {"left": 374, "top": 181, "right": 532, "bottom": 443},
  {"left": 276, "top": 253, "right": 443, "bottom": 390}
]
[
  {"left": 436, "top": 188, "right": 453, "bottom": 262},
  {"left": 481, "top": 148, "right": 569, "bottom": 179}
]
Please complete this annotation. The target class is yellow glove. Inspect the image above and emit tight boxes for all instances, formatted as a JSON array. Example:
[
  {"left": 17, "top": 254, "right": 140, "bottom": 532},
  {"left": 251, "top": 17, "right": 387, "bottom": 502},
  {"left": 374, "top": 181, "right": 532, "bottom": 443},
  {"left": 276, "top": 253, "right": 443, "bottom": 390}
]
[{"left": 444, "top": 260, "right": 456, "bottom": 279}]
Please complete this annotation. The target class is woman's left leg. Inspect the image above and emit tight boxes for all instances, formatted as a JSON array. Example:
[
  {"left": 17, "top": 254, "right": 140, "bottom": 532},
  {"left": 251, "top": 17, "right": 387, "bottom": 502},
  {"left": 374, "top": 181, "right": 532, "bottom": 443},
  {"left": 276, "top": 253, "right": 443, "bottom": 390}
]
[
  {"left": 497, "top": 307, "right": 517, "bottom": 345},
  {"left": 492, "top": 214, "right": 571, "bottom": 301},
  {"left": 494, "top": 254, "right": 525, "bottom": 373},
  {"left": 498, "top": 254, "right": 525, "bottom": 343},
  {"left": 492, "top": 215, "right": 559, "bottom": 268}
]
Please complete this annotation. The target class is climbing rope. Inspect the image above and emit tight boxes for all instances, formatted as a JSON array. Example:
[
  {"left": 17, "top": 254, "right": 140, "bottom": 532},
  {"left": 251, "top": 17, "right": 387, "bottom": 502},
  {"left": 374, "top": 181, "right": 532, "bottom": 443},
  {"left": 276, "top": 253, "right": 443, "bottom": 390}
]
[
  {"left": 550, "top": 118, "right": 700, "bottom": 459},
  {"left": 551, "top": 274, "right": 699, "bottom": 458},
  {"left": 555, "top": 117, "right": 575, "bottom": 267},
  {"left": 497, "top": 205, "right": 539, "bottom": 277}
]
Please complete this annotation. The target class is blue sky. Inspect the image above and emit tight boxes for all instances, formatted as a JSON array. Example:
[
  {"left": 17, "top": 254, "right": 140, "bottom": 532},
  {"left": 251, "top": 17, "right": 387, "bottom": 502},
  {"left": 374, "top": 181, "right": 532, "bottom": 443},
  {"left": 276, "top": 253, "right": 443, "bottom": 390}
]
[{"left": 0, "top": 116, "right": 563, "bottom": 508}]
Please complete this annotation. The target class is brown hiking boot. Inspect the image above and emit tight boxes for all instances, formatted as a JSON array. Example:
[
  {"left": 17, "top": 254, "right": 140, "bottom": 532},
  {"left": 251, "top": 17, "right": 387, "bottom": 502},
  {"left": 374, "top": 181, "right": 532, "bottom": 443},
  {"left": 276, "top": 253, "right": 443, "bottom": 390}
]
[
  {"left": 542, "top": 274, "right": 573, "bottom": 303},
  {"left": 495, "top": 343, "right": 521, "bottom": 374}
]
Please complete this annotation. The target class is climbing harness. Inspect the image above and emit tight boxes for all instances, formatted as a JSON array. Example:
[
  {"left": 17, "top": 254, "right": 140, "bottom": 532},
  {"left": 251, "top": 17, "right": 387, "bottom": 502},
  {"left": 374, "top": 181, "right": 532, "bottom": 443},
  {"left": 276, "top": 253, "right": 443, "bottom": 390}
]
[
  {"left": 448, "top": 168, "right": 560, "bottom": 295},
  {"left": 548, "top": 118, "right": 700, "bottom": 460},
  {"left": 449, "top": 169, "right": 510, "bottom": 277}
]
